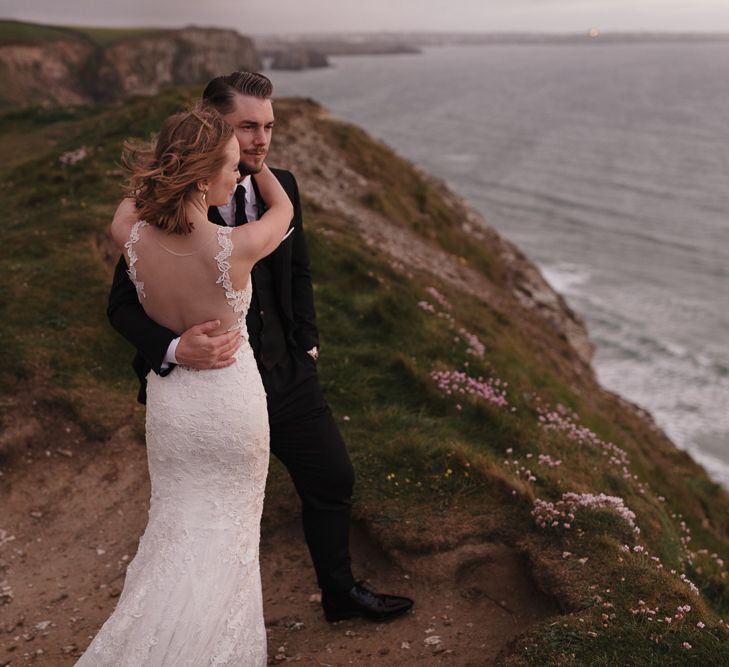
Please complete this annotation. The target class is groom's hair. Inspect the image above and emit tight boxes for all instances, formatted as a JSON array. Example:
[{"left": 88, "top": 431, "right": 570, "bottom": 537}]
[{"left": 202, "top": 72, "right": 273, "bottom": 114}]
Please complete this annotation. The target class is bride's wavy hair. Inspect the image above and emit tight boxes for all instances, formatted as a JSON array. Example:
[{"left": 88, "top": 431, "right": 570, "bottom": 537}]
[{"left": 122, "top": 106, "right": 234, "bottom": 235}]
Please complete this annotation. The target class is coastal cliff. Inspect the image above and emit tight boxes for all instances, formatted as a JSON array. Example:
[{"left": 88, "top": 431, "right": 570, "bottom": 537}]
[
  {"left": 95, "top": 28, "right": 259, "bottom": 100},
  {"left": 0, "top": 90, "right": 728, "bottom": 665},
  {"left": 0, "top": 21, "right": 259, "bottom": 107},
  {"left": 0, "top": 36, "right": 96, "bottom": 107}
]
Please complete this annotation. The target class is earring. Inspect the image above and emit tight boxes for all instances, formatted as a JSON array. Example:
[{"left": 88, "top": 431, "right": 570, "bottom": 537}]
[{"left": 202, "top": 190, "right": 207, "bottom": 203}]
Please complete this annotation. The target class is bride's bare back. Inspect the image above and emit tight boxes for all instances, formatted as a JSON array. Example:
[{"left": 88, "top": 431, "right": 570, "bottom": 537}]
[{"left": 122, "top": 221, "right": 249, "bottom": 336}]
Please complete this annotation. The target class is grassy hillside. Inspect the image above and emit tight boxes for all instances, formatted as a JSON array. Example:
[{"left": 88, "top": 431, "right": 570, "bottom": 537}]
[
  {"left": 1, "top": 89, "right": 728, "bottom": 665},
  {"left": 0, "top": 20, "right": 87, "bottom": 45},
  {"left": 0, "top": 20, "right": 172, "bottom": 47},
  {"left": 67, "top": 26, "right": 175, "bottom": 47}
]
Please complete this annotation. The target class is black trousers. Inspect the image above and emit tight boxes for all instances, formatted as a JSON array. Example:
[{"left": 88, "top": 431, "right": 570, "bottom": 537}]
[{"left": 258, "top": 346, "right": 356, "bottom": 595}]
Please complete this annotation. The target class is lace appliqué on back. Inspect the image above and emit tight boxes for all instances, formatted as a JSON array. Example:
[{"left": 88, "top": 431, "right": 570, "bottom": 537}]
[
  {"left": 215, "top": 227, "right": 251, "bottom": 338},
  {"left": 125, "top": 220, "right": 149, "bottom": 298}
]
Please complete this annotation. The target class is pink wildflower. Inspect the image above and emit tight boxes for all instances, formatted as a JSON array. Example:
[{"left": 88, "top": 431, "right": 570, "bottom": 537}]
[
  {"left": 59, "top": 146, "right": 88, "bottom": 165},
  {"left": 430, "top": 369, "right": 508, "bottom": 408},
  {"left": 425, "top": 286, "right": 451, "bottom": 310}
]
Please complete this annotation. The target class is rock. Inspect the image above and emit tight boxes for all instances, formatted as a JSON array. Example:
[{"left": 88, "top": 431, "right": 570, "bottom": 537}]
[
  {"left": 1, "top": 580, "right": 15, "bottom": 605},
  {"left": 274, "top": 646, "right": 287, "bottom": 662},
  {"left": 270, "top": 48, "right": 329, "bottom": 71}
]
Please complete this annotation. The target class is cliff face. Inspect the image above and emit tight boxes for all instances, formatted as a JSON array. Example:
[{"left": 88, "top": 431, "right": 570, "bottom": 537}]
[
  {"left": 97, "top": 28, "right": 259, "bottom": 100},
  {"left": 267, "top": 102, "right": 595, "bottom": 373},
  {"left": 0, "top": 25, "right": 259, "bottom": 107},
  {"left": 0, "top": 39, "right": 96, "bottom": 107},
  {"left": 269, "top": 47, "right": 330, "bottom": 71}
]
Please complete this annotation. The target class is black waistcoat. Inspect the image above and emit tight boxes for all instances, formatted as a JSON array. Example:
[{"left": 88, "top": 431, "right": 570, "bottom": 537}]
[{"left": 247, "top": 258, "right": 288, "bottom": 369}]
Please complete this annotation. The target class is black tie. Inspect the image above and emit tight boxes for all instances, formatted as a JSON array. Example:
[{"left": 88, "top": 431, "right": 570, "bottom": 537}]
[{"left": 234, "top": 184, "right": 249, "bottom": 226}]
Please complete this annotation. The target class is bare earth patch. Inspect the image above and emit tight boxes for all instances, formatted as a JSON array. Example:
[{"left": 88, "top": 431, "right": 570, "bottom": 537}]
[{"left": 0, "top": 404, "right": 557, "bottom": 666}]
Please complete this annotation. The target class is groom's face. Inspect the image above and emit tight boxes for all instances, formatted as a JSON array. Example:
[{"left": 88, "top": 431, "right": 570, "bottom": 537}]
[{"left": 222, "top": 93, "right": 274, "bottom": 176}]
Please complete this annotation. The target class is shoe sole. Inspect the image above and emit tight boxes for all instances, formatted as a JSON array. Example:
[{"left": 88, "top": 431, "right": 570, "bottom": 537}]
[{"left": 323, "top": 606, "right": 412, "bottom": 623}]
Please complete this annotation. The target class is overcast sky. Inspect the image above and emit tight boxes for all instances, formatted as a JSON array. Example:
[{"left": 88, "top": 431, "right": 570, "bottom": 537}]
[{"left": 2, "top": 0, "right": 729, "bottom": 34}]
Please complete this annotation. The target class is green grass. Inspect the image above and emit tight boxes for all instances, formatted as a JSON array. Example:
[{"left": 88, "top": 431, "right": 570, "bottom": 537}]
[
  {"left": 0, "top": 19, "right": 172, "bottom": 47},
  {"left": 68, "top": 26, "right": 175, "bottom": 47},
  {"left": 0, "top": 19, "right": 85, "bottom": 45},
  {"left": 2, "top": 89, "right": 729, "bottom": 664}
]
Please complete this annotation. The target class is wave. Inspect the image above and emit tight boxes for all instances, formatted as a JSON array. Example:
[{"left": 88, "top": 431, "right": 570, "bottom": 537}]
[{"left": 541, "top": 262, "right": 592, "bottom": 296}]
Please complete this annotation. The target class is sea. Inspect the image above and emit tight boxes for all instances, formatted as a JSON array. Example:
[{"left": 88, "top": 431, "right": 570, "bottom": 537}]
[{"left": 270, "top": 42, "right": 729, "bottom": 488}]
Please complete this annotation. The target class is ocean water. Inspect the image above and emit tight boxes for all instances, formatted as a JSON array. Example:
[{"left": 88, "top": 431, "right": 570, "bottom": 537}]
[{"left": 271, "top": 43, "right": 729, "bottom": 487}]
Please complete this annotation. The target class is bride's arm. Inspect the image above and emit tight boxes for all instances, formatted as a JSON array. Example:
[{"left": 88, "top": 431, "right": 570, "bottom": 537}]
[
  {"left": 232, "top": 165, "right": 293, "bottom": 263},
  {"left": 110, "top": 197, "right": 138, "bottom": 252}
]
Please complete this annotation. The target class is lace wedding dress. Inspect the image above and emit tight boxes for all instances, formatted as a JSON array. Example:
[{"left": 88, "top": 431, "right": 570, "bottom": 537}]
[{"left": 77, "top": 222, "right": 269, "bottom": 666}]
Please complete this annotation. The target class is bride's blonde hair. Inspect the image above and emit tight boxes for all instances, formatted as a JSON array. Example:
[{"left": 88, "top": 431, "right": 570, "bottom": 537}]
[{"left": 122, "top": 106, "right": 234, "bottom": 235}]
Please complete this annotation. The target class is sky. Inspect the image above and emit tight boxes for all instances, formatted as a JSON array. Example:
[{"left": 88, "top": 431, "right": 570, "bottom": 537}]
[{"left": 2, "top": 0, "right": 729, "bottom": 34}]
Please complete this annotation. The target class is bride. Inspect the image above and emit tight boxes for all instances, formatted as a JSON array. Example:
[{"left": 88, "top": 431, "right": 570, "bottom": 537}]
[{"left": 76, "top": 107, "right": 293, "bottom": 666}]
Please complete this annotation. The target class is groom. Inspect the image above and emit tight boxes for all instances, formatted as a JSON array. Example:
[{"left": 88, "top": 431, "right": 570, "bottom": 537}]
[{"left": 108, "top": 71, "right": 413, "bottom": 622}]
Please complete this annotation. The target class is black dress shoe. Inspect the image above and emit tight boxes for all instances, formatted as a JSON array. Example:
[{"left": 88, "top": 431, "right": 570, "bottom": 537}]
[{"left": 321, "top": 581, "right": 414, "bottom": 622}]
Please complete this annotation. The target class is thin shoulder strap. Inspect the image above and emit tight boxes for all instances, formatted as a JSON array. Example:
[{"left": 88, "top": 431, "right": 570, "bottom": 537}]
[
  {"left": 125, "top": 220, "right": 149, "bottom": 298},
  {"left": 214, "top": 227, "right": 249, "bottom": 327},
  {"left": 214, "top": 226, "right": 234, "bottom": 296}
]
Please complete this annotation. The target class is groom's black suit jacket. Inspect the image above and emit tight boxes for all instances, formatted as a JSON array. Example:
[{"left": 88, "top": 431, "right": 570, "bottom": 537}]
[{"left": 107, "top": 168, "right": 319, "bottom": 404}]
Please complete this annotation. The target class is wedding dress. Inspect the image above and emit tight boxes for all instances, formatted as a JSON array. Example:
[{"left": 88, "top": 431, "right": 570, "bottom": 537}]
[{"left": 77, "top": 222, "right": 269, "bottom": 666}]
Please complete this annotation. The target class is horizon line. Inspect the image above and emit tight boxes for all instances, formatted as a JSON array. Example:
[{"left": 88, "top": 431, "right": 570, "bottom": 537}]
[{"left": 2, "top": 18, "right": 729, "bottom": 38}]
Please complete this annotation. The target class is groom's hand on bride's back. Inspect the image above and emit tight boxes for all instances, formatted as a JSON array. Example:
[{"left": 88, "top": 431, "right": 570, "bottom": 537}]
[{"left": 176, "top": 320, "right": 241, "bottom": 369}]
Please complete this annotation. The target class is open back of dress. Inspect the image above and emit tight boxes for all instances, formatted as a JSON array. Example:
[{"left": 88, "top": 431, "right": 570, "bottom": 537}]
[{"left": 123, "top": 220, "right": 251, "bottom": 338}]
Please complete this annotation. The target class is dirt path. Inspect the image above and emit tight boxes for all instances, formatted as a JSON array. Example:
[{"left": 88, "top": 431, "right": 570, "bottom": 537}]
[{"left": 0, "top": 411, "right": 557, "bottom": 666}]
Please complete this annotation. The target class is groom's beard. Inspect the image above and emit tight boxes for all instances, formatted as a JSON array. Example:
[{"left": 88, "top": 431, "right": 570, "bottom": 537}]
[{"left": 238, "top": 155, "right": 266, "bottom": 176}]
